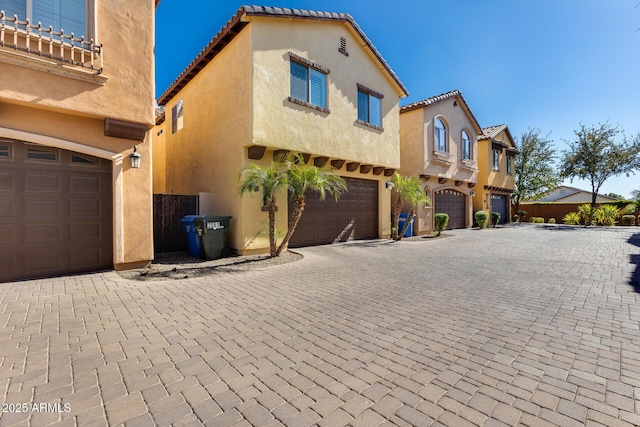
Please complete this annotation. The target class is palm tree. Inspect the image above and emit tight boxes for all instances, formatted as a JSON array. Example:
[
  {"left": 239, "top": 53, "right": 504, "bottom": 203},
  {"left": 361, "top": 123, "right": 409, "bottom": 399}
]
[
  {"left": 275, "top": 156, "right": 347, "bottom": 256},
  {"left": 390, "top": 173, "right": 430, "bottom": 241},
  {"left": 239, "top": 161, "right": 287, "bottom": 257}
]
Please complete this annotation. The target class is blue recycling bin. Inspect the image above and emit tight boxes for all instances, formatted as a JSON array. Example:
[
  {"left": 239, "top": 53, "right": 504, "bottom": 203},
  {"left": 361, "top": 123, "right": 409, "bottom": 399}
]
[
  {"left": 181, "top": 215, "right": 204, "bottom": 257},
  {"left": 398, "top": 212, "right": 414, "bottom": 237}
]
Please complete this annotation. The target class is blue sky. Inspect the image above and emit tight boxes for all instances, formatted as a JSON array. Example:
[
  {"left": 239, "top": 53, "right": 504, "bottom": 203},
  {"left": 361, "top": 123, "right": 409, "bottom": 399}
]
[{"left": 156, "top": 1, "right": 640, "bottom": 198}]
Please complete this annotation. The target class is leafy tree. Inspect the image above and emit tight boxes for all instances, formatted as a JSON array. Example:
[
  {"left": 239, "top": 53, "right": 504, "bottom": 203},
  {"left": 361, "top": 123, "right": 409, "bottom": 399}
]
[
  {"left": 239, "top": 154, "right": 346, "bottom": 257},
  {"left": 560, "top": 123, "right": 640, "bottom": 210},
  {"left": 390, "top": 173, "right": 430, "bottom": 240},
  {"left": 276, "top": 156, "right": 347, "bottom": 256},
  {"left": 512, "top": 129, "right": 560, "bottom": 214},
  {"left": 604, "top": 192, "right": 625, "bottom": 200}
]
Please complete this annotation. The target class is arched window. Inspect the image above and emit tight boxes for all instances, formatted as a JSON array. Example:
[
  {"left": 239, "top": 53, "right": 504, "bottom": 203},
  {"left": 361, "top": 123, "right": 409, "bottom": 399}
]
[
  {"left": 434, "top": 118, "right": 447, "bottom": 152},
  {"left": 462, "top": 130, "right": 471, "bottom": 160}
]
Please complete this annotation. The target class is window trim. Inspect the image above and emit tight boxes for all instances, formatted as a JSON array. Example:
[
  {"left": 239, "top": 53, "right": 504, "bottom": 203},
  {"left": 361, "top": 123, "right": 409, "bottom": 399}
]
[
  {"left": 492, "top": 148, "right": 500, "bottom": 171},
  {"left": 288, "top": 52, "right": 330, "bottom": 114},
  {"left": 434, "top": 117, "right": 447, "bottom": 153},
  {"left": 506, "top": 155, "right": 513, "bottom": 175}
]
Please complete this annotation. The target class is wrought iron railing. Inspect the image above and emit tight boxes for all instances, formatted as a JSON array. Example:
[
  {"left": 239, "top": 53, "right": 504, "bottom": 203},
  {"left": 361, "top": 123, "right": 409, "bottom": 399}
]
[{"left": 0, "top": 11, "right": 103, "bottom": 72}]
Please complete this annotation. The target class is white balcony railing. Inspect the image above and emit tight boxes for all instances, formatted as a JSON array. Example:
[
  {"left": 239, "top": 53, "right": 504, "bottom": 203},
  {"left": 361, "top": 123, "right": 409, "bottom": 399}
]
[{"left": 0, "top": 11, "right": 103, "bottom": 73}]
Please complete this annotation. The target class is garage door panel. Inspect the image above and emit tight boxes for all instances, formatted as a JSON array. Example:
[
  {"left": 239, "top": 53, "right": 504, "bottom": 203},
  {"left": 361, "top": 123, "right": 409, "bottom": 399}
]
[
  {"left": 25, "top": 251, "right": 62, "bottom": 272},
  {"left": 25, "top": 199, "right": 61, "bottom": 216},
  {"left": 25, "top": 173, "right": 61, "bottom": 192},
  {"left": 69, "top": 199, "right": 101, "bottom": 216},
  {"left": 70, "top": 175, "right": 102, "bottom": 193},
  {"left": 0, "top": 170, "right": 14, "bottom": 190},
  {"left": 0, "top": 226, "right": 15, "bottom": 244},
  {"left": 0, "top": 141, "right": 112, "bottom": 283},
  {"left": 0, "top": 199, "right": 13, "bottom": 216}
]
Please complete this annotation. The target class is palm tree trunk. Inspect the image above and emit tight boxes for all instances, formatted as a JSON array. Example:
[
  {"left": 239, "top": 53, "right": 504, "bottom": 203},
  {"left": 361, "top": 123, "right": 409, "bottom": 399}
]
[
  {"left": 396, "top": 207, "right": 415, "bottom": 241},
  {"left": 268, "top": 200, "right": 277, "bottom": 257},
  {"left": 276, "top": 197, "right": 305, "bottom": 256},
  {"left": 391, "top": 199, "right": 402, "bottom": 240}
]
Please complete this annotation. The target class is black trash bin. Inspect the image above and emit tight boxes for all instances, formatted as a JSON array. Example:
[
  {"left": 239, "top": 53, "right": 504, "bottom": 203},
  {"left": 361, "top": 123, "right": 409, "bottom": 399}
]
[{"left": 197, "top": 216, "right": 232, "bottom": 260}]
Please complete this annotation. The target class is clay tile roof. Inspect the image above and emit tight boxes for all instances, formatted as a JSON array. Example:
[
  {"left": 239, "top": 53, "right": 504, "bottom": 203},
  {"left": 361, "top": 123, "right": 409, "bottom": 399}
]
[
  {"left": 399, "top": 90, "right": 482, "bottom": 134},
  {"left": 158, "top": 5, "right": 408, "bottom": 105},
  {"left": 478, "top": 124, "right": 508, "bottom": 140}
]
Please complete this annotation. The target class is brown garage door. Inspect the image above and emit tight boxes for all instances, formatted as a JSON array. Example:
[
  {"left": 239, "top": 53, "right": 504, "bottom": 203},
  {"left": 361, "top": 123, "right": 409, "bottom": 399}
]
[
  {"left": 435, "top": 189, "right": 466, "bottom": 229},
  {"left": 0, "top": 140, "right": 112, "bottom": 282},
  {"left": 288, "top": 177, "right": 378, "bottom": 248}
]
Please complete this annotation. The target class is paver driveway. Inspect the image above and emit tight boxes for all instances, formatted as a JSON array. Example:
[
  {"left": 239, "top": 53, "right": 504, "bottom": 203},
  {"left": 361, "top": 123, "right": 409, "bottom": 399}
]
[{"left": 1, "top": 225, "right": 640, "bottom": 426}]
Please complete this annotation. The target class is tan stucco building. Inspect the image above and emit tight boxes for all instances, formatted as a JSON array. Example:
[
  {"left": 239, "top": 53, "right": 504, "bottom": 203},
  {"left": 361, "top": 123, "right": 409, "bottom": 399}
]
[
  {"left": 0, "top": 1, "right": 157, "bottom": 282},
  {"left": 399, "top": 90, "right": 482, "bottom": 234},
  {"left": 473, "top": 124, "right": 518, "bottom": 224},
  {"left": 154, "top": 6, "right": 408, "bottom": 255}
]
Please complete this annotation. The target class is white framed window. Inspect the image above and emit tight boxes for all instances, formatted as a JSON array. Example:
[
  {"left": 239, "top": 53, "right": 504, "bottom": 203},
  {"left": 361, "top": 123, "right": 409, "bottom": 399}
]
[
  {"left": 0, "top": 0, "right": 89, "bottom": 38},
  {"left": 492, "top": 148, "right": 500, "bottom": 170},
  {"left": 462, "top": 130, "right": 471, "bottom": 160},
  {"left": 434, "top": 118, "right": 447, "bottom": 152},
  {"left": 357, "top": 89, "right": 382, "bottom": 127},
  {"left": 290, "top": 60, "right": 327, "bottom": 109}
]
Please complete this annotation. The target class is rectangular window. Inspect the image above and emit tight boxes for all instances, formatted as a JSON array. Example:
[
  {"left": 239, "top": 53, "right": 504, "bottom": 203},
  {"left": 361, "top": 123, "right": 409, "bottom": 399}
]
[
  {"left": 27, "top": 145, "right": 58, "bottom": 161},
  {"left": 492, "top": 149, "right": 500, "bottom": 170},
  {"left": 0, "top": 0, "right": 87, "bottom": 38},
  {"left": 507, "top": 156, "right": 513, "bottom": 174},
  {"left": 290, "top": 60, "right": 327, "bottom": 109},
  {"left": 0, "top": 142, "right": 11, "bottom": 158},
  {"left": 435, "top": 128, "right": 446, "bottom": 152},
  {"left": 172, "top": 100, "right": 184, "bottom": 134},
  {"left": 357, "top": 89, "right": 382, "bottom": 127}
]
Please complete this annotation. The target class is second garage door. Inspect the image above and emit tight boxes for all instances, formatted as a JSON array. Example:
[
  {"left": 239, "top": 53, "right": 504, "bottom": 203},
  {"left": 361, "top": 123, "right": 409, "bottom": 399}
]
[
  {"left": 434, "top": 189, "right": 466, "bottom": 230},
  {"left": 0, "top": 140, "right": 113, "bottom": 283},
  {"left": 491, "top": 194, "right": 509, "bottom": 224},
  {"left": 288, "top": 178, "right": 378, "bottom": 248}
]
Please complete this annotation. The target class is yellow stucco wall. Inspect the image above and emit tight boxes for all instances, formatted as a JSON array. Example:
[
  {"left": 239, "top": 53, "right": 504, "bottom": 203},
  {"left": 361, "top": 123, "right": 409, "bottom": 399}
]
[
  {"left": 472, "top": 129, "right": 516, "bottom": 220},
  {"left": 0, "top": 0, "right": 156, "bottom": 269},
  {"left": 155, "top": 17, "right": 401, "bottom": 254},
  {"left": 251, "top": 17, "right": 401, "bottom": 168},
  {"left": 399, "top": 99, "right": 479, "bottom": 234}
]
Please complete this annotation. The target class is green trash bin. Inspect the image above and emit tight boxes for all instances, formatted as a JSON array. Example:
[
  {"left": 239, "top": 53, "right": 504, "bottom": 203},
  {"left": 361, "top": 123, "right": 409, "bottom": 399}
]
[{"left": 196, "top": 216, "right": 232, "bottom": 260}]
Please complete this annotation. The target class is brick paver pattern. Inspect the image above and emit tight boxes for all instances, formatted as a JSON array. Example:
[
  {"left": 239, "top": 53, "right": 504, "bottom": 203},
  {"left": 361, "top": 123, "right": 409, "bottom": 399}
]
[{"left": 1, "top": 225, "right": 640, "bottom": 426}]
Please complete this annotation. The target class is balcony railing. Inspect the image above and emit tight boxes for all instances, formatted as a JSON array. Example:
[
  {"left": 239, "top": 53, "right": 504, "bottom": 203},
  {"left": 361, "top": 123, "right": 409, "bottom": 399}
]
[{"left": 0, "top": 11, "right": 103, "bottom": 73}]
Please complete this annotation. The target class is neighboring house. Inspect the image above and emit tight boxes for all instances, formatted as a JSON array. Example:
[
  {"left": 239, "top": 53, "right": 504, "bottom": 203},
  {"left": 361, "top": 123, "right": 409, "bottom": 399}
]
[
  {"left": 154, "top": 6, "right": 409, "bottom": 255},
  {"left": 530, "top": 185, "right": 618, "bottom": 203},
  {"left": 0, "top": 1, "right": 157, "bottom": 282},
  {"left": 399, "top": 90, "right": 482, "bottom": 233},
  {"left": 473, "top": 124, "right": 518, "bottom": 224}
]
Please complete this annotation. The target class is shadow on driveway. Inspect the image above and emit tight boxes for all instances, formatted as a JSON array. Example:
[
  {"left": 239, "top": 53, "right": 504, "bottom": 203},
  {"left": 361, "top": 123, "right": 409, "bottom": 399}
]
[{"left": 629, "top": 233, "right": 640, "bottom": 291}]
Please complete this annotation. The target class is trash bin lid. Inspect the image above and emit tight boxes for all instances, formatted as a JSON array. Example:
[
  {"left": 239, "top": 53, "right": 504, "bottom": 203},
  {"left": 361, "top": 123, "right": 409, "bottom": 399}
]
[{"left": 181, "top": 215, "right": 204, "bottom": 223}]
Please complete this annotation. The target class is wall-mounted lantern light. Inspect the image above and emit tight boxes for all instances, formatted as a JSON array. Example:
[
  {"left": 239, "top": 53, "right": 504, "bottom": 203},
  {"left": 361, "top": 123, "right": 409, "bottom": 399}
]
[
  {"left": 470, "top": 190, "right": 476, "bottom": 196},
  {"left": 385, "top": 181, "right": 394, "bottom": 190},
  {"left": 129, "top": 145, "right": 142, "bottom": 169}
]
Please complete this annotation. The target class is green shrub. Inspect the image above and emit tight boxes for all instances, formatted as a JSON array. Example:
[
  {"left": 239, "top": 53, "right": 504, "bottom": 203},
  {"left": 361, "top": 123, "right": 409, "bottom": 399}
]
[
  {"left": 512, "top": 215, "right": 520, "bottom": 222},
  {"left": 434, "top": 213, "right": 449, "bottom": 236},
  {"left": 595, "top": 204, "right": 620, "bottom": 226},
  {"left": 475, "top": 211, "right": 489, "bottom": 229},
  {"left": 535, "top": 217, "right": 545, "bottom": 223},
  {"left": 529, "top": 217, "right": 536, "bottom": 223},
  {"left": 578, "top": 204, "right": 595, "bottom": 226},
  {"left": 548, "top": 218, "right": 556, "bottom": 224},
  {"left": 491, "top": 212, "right": 501, "bottom": 227},
  {"left": 516, "top": 210, "right": 527, "bottom": 217},
  {"left": 621, "top": 215, "right": 636, "bottom": 226},
  {"left": 562, "top": 212, "right": 580, "bottom": 225}
]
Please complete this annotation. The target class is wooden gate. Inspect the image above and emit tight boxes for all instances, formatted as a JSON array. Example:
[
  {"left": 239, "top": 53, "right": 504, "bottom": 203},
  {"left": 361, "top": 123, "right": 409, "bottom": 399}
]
[{"left": 153, "top": 194, "right": 199, "bottom": 253}]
